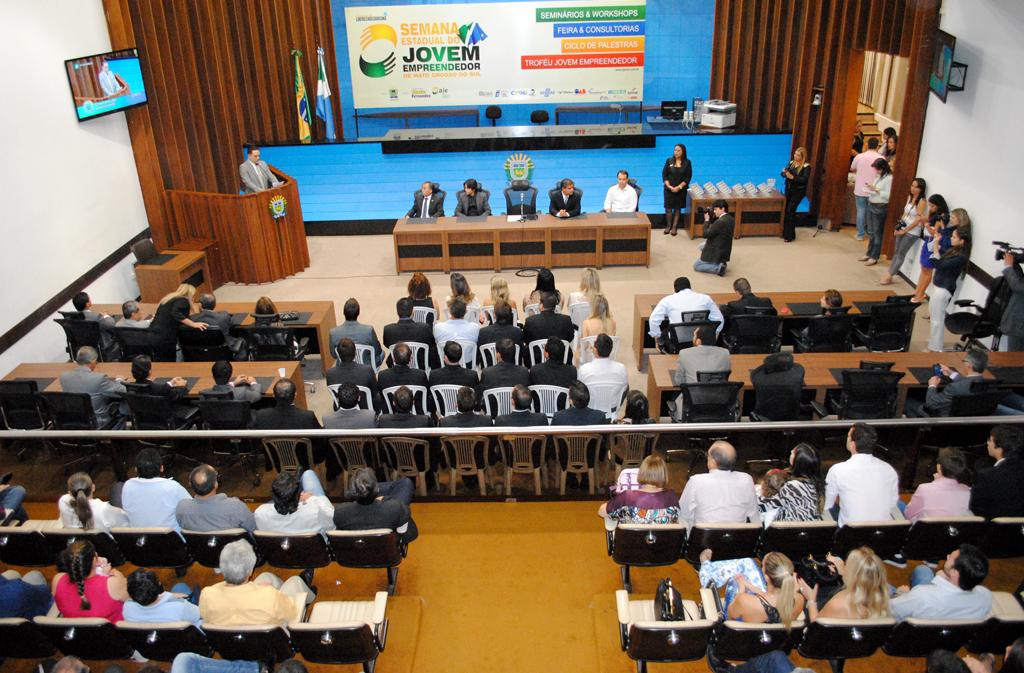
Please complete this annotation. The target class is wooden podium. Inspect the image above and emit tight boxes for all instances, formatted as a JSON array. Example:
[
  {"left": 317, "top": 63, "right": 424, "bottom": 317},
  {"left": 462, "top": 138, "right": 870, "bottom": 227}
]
[
  {"left": 163, "top": 168, "right": 309, "bottom": 285},
  {"left": 135, "top": 249, "right": 214, "bottom": 302}
]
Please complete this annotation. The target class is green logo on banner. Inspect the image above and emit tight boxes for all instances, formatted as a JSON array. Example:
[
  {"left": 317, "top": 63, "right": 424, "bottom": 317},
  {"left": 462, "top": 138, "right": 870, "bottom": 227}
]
[
  {"left": 358, "top": 24, "right": 398, "bottom": 78},
  {"left": 504, "top": 153, "right": 535, "bottom": 182}
]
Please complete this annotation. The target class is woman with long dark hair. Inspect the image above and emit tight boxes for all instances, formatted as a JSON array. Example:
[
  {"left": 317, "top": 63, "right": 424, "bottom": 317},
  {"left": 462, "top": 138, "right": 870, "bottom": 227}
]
[
  {"left": 781, "top": 146, "right": 810, "bottom": 242},
  {"left": 662, "top": 143, "right": 692, "bottom": 236},
  {"left": 881, "top": 177, "right": 927, "bottom": 285},
  {"left": 52, "top": 540, "right": 128, "bottom": 621},
  {"left": 913, "top": 193, "right": 951, "bottom": 303},
  {"left": 860, "top": 157, "right": 892, "bottom": 266},
  {"left": 927, "top": 224, "right": 971, "bottom": 352},
  {"left": 760, "top": 442, "right": 825, "bottom": 521},
  {"left": 522, "top": 267, "right": 563, "bottom": 310}
]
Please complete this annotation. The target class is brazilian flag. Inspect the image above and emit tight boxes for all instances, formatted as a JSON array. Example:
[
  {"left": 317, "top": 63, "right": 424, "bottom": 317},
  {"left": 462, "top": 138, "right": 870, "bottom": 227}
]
[{"left": 291, "top": 49, "right": 312, "bottom": 143}]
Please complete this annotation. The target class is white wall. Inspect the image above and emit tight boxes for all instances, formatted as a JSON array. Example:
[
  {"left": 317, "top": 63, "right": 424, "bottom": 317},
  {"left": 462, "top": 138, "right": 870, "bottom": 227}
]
[
  {"left": 909, "top": 0, "right": 1024, "bottom": 306},
  {"left": 0, "top": 0, "right": 148, "bottom": 375}
]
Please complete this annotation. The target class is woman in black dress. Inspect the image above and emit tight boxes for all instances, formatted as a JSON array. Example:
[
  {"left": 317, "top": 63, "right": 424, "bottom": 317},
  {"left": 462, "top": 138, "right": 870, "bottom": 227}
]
[
  {"left": 781, "top": 146, "right": 810, "bottom": 242},
  {"left": 662, "top": 143, "right": 692, "bottom": 236},
  {"left": 148, "top": 284, "right": 207, "bottom": 361}
]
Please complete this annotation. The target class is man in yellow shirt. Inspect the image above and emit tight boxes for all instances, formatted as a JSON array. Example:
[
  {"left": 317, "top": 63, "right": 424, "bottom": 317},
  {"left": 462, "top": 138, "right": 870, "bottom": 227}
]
[{"left": 199, "top": 539, "right": 313, "bottom": 625}]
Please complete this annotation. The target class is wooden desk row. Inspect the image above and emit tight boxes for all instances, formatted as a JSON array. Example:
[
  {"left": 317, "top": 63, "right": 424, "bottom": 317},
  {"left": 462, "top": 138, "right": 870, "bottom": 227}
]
[
  {"left": 645, "top": 351, "right": 1024, "bottom": 420},
  {"left": 632, "top": 290, "right": 899, "bottom": 368},
  {"left": 4, "top": 361, "right": 308, "bottom": 409},
  {"left": 392, "top": 212, "right": 651, "bottom": 273},
  {"left": 686, "top": 191, "right": 786, "bottom": 239},
  {"left": 92, "top": 300, "right": 337, "bottom": 369}
]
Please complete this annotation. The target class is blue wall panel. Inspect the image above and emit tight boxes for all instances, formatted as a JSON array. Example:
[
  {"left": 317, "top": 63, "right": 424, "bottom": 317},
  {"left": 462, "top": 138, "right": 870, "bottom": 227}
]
[
  {"left": 329, "top": 0, "right": 714, "bottom": 139},
  {"left": 261, "top": 133, "right": 792, "bottom": 222}
]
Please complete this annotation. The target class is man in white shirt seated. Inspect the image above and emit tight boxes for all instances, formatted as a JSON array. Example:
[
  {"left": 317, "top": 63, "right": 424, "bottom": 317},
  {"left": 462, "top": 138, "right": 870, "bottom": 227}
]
[
  {"left": 678, "top": 441, "right": 759, "bottom": 529},
  {"left": 648, "top": 276, "right": 724, "bottom": 350},
  {"left": 824, "top": 423, "right": 899, "bottom": 526},
  {"left": 578, "top": 334, "right": 627, "bottom": 390},
  {"left": 890, "top": 544, "right": 992, "bottom": 621},
  {"left": 254, "top": 471, "right": 335, "bottom": 535},
  {"left": 603, "top": 170, "right": 638, "bottom": 213},
  {"left": 432, "top": 299, "right": 480, "bottom": 350},
  {"left": 120, "top": 447, "right": 191, "bottom": 531}
]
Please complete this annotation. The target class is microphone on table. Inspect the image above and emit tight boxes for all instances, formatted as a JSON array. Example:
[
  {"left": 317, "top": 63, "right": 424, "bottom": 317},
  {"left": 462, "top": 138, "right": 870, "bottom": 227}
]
[{"left": 519, "top": 191, "right": 525, "bottom": 221}]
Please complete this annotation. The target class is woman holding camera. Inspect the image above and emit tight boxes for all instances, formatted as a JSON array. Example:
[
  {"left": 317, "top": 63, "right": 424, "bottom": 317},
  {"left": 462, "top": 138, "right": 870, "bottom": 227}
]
[
  {"left": 927, "top": 224, "right": 971, "bottom": 352},
  {"left": 781, "top": 147, "right": 810, "bottom": 242},
  {"left": 880, "top": 177, "right": 928, "bottom": 285},
  {"left": 912, "top": 194, "right": 952, "bottom": 303}
]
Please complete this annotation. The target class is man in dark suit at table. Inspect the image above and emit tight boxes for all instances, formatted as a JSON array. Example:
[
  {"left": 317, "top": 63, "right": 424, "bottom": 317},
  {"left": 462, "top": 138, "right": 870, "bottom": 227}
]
[
  {"left": 199, "top": 360, "right": 262, "bottom": 403},
  {"left": 494, "top": 385, "right": 549, "bottom": 427},
  {"left": 905, "top": 349, "right": 988, "bottom": 418},
  {"left": 480, "top": 338, "right": 530, "bottom": 395},
  {"left": 454, "top": 179, "right": 491, "bottom": 216},
  {"left": 407, "top": 181, "right": 444, "bottom": 218},
  {"left": 383, "top": 298, "right": 438, "bottom": 369},
  {"left": 552, "top": 381, "right": 609, "bottom": 426},
  {"left": 59, "top": 346, "right": 126, "bottom": 428},
  {"left": 549, "top": 178, "right": 582, "bottom": 218},
  {"left": 253, "top": 379, "right": 333, "bottom": 477},
  {"left": 523, "top": 292, "right": 575, "bottom": 346},
  {"left": 693, "top": 199, "right": 734, "bottom": 277},
  {"left": 528, "top": 337, "right": 577, "bottom": 389},
  {"left": 721, "top": 278, "right": 774, "bottom": 318},
  {"left": 438, "top": 386, "right": 493, "bottom": 428},
  {"left": 71, "top": 291, "right": 118, "bottom": 360},
  {"left": 327, "top": 338, "right": 381, "bottom": 411},
  {"left": 970, "top": 425, "right": 1024, "bottom": 518}
]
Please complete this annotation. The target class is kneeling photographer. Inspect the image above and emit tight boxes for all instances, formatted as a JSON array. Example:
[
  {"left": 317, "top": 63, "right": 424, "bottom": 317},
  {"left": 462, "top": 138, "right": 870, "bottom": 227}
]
[{"left": 998, "top": 242, "right": 1024, "bottom": 351}]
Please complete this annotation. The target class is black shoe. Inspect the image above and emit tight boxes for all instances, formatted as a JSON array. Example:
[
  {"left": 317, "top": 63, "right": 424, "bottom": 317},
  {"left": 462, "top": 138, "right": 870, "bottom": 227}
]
[
  {"left": 717, "top": 263, "right": 727, "bottom": 277},
  {"left": 299, "top": 567, "right": 317, "bottom": 591},
  {"left": 706, "top": 648, "right": 733, "bottom": 673}
]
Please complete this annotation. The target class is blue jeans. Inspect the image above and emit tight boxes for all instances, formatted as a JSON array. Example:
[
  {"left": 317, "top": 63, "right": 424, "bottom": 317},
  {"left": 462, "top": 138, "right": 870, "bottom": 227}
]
[
  {"left": 732, "top": 651, "right": 796, "bottom": 673},
  {"left": 910, "top": 565, "right": 935, "bottom": 587},
  {"left": 866, "top": 203, "right": 887, "bottom": 260},
  {"left": 996, "top": 391, "right": 1024, "bottom": 416},
  {"left": 171, "top": 653, "right": 259, "bottom": 673},
  {"left": 855, "top": 195, "right": 870, "bottom": 238},
  {"left": 0, "top": 485, "right": 27, "bottom": 522},
  {"left": 693, "top": 258, "right": 724, "bottom": 275},
  {"left": 300, "top": 470, "right": 326, "bottom": 497}
]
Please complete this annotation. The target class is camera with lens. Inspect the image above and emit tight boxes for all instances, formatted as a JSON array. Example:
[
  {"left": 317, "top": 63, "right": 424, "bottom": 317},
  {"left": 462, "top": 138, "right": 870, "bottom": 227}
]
[{"left": 994, "top": 241, "right": 1024, "bottom": 261}]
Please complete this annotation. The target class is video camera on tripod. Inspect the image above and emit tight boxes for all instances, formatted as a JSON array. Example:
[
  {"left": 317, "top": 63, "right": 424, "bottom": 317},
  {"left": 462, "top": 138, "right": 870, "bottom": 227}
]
[{"left": 993, "top": 241, "right": 1024, "bottom": 262}]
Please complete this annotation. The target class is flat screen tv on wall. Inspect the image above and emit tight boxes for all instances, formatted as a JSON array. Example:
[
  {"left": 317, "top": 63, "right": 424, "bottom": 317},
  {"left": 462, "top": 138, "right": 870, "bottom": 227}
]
[
  {"left": 929, "top": 30, "right": 956, "bottom": 103},
  {"left": 65, "top": 48, "right": 149, "bottom": 121}
]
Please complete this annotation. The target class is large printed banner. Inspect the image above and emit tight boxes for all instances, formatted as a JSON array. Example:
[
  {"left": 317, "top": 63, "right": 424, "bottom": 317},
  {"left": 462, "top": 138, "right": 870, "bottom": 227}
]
[{"left": 343, "top": 0, "right": 645, "bottom": 109}]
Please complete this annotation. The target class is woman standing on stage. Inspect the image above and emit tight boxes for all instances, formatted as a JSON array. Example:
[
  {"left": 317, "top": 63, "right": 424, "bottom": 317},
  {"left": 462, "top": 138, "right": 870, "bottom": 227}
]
[
  {"left": 781, "top": 146, "right": 810, "bottom": 242},
  {"left": 662, "top": 143, "right": 692, "bottom": 236}
]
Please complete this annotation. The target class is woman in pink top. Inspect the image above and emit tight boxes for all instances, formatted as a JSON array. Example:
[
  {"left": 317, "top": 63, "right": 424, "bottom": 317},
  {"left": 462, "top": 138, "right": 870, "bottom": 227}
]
[
  {"left": 904, "top": 447, "right": 972, "bottom": 522},
  {"left": 52, "top": 540, "right": 128, "bottom": 622}
]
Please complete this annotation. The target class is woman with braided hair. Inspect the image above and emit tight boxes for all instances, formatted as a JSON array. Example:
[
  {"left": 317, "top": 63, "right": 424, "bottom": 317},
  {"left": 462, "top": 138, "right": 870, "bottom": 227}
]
[
  {"left": 58, "top": 473, "right": 128, "bottom": 532},
  {"left": 52, "top": 540, "right": 128, "bottom": 621}
]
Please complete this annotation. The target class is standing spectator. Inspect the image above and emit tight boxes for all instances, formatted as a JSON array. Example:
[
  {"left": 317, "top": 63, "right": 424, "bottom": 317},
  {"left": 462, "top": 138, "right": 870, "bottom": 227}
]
[
  {"left": 781, "top": 146, "right": 810, "bottom": 243},
  {"left": 913, "top": 194, "right": 952, "bottom": 304},
  {"left": 999, "top": 250, "right": 1024, "bottom": 351},
  {"left": 176, "top": 464, "right": 256, "bottom": 532},
  {"left": 926, "top": 225, "right": 971, "bottom": 352},
  {"left": 823, "top": 424, "right": 899, "bottom": 525},
  {"left": 850, "top": 137, "right": 883, "bottom": 241},
  {"left": 851, "top": 119, "right": 864, "bottom": 157},
  {"left": 860, "top": 158, "right": 892, "bottom": 266},
  {"left": 881, "top": 177, "right": 928, "bottom": 285},
  {"left": 662, "top": 144, "right": 692, "bottom": 236},
  {"left": 970, "top": 425, "right": 1024, "bottom": 518},
  {"left": 904, "top": 448, "right": 972, "bottom": 522},
  {"left": 678, "top": 441, "right": 759, "bottom": 529},
  {"left": 121, "top": 447, "right": 191, "bottom": 530}
]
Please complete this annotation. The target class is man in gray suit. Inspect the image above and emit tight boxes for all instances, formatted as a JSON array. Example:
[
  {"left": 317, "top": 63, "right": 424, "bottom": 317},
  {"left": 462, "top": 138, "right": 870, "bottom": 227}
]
[
  {"left": 905, "top": 349, "right": 988, "bottom": 418},
  {"left": 454, "top": 179, "right": 491, "bottom": 216},
  {"left": 407, "top": 181, "right": 444, "bottom": 218},
  {"left": 671, "top": 324, "right": 731, "bottom": 420},
  {"left": 323, "top": 382, "right": 377, "bottom": 429},
  {"left": 71, "top": 291, "right": 118, "bottom": 360},
  {"left": 199, "top": 360, "right": 262, "bottom": 403},
  {"left": 329, "top": 298, "right": 384, "bottom": 368},
  {"left": 59, "top": 346, "right": 126, "bottom": 428},
  {"left": 239, "top": 146, "right": 282, "bottom": 194},
  {"left": 116, "top": 300, "right": 151, "bottom": 328},
  {"left": 191, "top": 293, "right": 245, "bottom": 355}
]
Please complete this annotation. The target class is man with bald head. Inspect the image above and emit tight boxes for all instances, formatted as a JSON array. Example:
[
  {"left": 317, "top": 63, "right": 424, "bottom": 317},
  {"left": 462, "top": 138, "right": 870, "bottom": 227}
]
[
  {"left": 176, "top": 464, "right": 256, "bottom": 532},
  {"left": 678, "top": 440, "right": 759, "bottom": 529}
]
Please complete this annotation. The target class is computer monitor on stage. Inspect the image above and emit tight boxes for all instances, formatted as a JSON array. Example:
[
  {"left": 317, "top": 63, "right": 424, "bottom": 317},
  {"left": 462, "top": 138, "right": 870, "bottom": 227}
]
[{"left": 660, "top": 101, "right": 688, "bottom": 120}]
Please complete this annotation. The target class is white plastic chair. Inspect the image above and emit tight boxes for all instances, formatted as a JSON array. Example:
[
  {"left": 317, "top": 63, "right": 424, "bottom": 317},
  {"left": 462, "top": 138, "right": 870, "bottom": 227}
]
[
  {"left": 354, "top": 343, "right": 380, "bottom": 373},
  {"left": 527, "top": 339, "right": 572, "bottom": 366},
  {"left": 381, "top": 385, "right": 429, "bottom": 415},
  {"left": 327, "top": 383, "right": 376, "bottom": 414},
  {"left": 398, "top": 341, "right": 431, "bottom": 373},
  {"left": 587, "top": 381, "right": 628, "bottom": 420},
  {"left": 529, "top": 385, "right": 569, "bottom": 418},
  {"left": 578, "top": 335, "right": 622, "bottom": 365},
  {"left": 524, "top": 303, "right": 541, "bottom": 317},
  {"left": 411, "top": 306, "right": 436, "bottom": 325},
  {"left": 444, "top": 305, "right": 481, "bottom": 324},
  {"left": 430, "top": 385, "right": 462, "bottom": 418},
  {"left": 568, "top": 301, "right": 591, "bottom": 328},
  {"left": 483, "top": 387, "right": 515, "bottom": 418}
]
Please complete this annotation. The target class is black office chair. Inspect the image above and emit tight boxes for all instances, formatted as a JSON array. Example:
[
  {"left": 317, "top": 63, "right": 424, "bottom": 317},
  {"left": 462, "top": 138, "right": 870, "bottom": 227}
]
[
  {"left": 606, "top": 524, "right": 687, "bottom": 592},
  {"left": 814, "top": 369, "right": 905, "bottom": 419},
  {"left": 485, "top": 105, "right": 502, "bottom": 126},
  {"left": 721, "top": 315, "right": 782, "bottom": 354},
  {"left": 504, "top": 180, "right": 538, "bottom": 216},
  {"left": 178, "top": 326, "right": 232, "bottom": 361},
  {"left": 945, "top": 275, "right": 1010, "bottom": 351},
  {"left": 245, "top": 326, "right": 309, "bottom": 362},
  {"left": 791, "top": 314, "right": 854, "bottom": 352},
  {"left": 131, "top": 238, "right": 158, "bottom": 264},
  {"left": 198, "top": 399, "right": 260, "bottom": 486},
  {"left": 547, "top": 183, "right": 584, "bottom": 212},
  {"left": 0, "top": 380, "right": 47, "bottom": 459},
  {"left": 55, "top": 318, "right": 103, "bottom": 361},
  {"left": 530, "top": 110, "right": 549, "bottom": 124},
  {"left": 409, "top": 182, "right": 446, "bottom": 216},
  {"left": 749, "top": 383, "right": 803, "bottom": 422},
  {"left": 662, "top": 312, "right": 717, "bottom": 354},
  {"left": 39, "top": 391, "right": 116, "bottom": 474},
  {"left": 114, "top": 326, "right": 155, "bottom": 360},
  {"left": 124, "top": 392, "right": 201, "bottom": 468},
  {"left": 677, "top": 382, "right": 744, "bottom": 423},
  {"left": 627, "top": 178, "right": 643, "bottom": 210},
  {"left": 853, "top": 303, "right": 918, "bottom": 352}
]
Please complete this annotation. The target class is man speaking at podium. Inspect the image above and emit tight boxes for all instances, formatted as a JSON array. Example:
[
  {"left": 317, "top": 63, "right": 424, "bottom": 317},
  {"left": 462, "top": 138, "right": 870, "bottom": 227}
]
[{"left": 239, "top": 146, "right": 282, "bottom": 194}]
